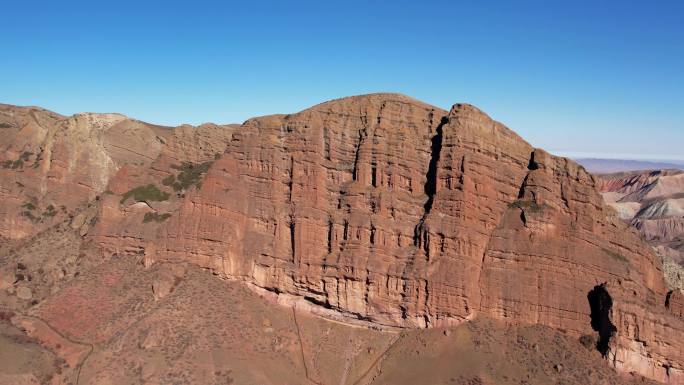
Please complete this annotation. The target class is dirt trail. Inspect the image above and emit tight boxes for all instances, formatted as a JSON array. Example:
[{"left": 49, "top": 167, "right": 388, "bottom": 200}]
[
  {"left": 292, "top": 307, "right": 323, "bottom": 385},
  {"left": 351, "top": 333, "right": 401, "bottom": 385},
  {"left": 12, "top": 314, "right": 94, "bottom": 385}
]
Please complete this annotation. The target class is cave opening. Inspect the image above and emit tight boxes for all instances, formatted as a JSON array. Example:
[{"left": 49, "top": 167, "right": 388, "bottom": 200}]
[
  {"left": 665, "top": 290, "right": 673, "bottom": 308},
  {"left": 587, "top": 284, "right": 617, "bottom": 356}
]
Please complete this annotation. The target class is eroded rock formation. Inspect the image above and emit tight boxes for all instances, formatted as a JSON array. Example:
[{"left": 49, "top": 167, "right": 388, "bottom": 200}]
[
  {"left": 1, "top": 95, "right": 683, "bottom": 383},
  {"left": 599, "top": 170, "right": 684, "bottom": 267}
]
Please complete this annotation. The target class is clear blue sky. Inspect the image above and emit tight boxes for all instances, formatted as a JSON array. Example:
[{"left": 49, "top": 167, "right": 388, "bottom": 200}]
[{"left": 3, "top": 0, "right": 683, "bottom": 160}]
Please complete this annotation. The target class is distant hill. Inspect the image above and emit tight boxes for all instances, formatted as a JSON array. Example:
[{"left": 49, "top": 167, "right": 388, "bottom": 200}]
[
  {"left": 597, "top": 169, "right": 684, "bottom": 281},
  {"left": 575, "top": 158, "right": 684, "bottom": 174}
]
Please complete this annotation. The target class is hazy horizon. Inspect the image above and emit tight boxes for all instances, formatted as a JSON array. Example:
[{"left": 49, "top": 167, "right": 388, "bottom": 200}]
[
  {"left": 3, "top": 0, "right": 682, "bottom": 160},
  {"left": 558, "top": 152, "right": 684, "bottom": 163}
]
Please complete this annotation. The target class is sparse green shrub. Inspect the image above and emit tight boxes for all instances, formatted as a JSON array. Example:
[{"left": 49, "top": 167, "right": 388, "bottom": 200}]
[
  {"left": 21, "top": 211, "right": 39, "bottom": 222},
  {"left": 2, "top": 152, "right": 32, "bottom": 169},
  {"left": 42, "top": 205, "right": 57, "bottom": 217},
  {"left": 507, "top": 200, "right": 549, "bottom": 213},
  {"left": 32, "top": 152, "right": 43, "bottom": 168},
  {"left": 579, "top": 334, "right": 596, "bottom": 350},
  {"left": 143, "top": 212, "right": 172, "bottom": 223},
  {"left": 120, "top": 184, "right": 170, "bottom": 204},
  {"left": 167, "top": 161, "right": 213, "bottom": 191},
  {"left": 602, "top": 248, "right": 629, "bottom": 264},
  {"left": 162, "top": 174, "right": 176, "bottom": 187},
  {"left": 21, "top": 202, "right": 36, "bottom": 211}
]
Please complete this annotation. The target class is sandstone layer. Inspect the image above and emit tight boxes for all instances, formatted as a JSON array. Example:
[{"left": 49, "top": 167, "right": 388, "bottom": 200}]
[
  {"left": 2, "top": 255, "right": 662, "bottom": 385},
  {"left": 1, "top": 95, "right": 683, "bottom": 383}
]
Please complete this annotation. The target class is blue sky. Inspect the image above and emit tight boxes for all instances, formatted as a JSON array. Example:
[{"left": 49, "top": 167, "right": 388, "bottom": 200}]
[{"left": 3, "top": 0, "right": 683, "bottom": 160}]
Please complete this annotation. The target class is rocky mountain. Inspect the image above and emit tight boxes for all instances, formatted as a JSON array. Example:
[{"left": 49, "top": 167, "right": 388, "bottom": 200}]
[
  {"left": 576, "top": 159, "right": 684, "bottom": 174},
  {"left": 1, "top": 94, "right": 683, "bottom": 384},
  {"left": 598, "top": 169, "right": 684, "bottom": 292}
]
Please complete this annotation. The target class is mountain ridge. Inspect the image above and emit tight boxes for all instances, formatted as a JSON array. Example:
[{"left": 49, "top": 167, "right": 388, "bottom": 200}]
[{"left": 1, "top": 94, "right": 683, "bottom": 383}]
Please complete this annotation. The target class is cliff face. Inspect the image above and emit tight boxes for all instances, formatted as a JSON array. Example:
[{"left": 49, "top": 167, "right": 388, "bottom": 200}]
[
  {"left": 0, "top": 104, "right": 170, "bottom": 239},
  {"left": 2, "top": 95, "right": 683, "bottom": 383},
  {"left": 0, "top": 103, "right": 237, "bottom": 240}
]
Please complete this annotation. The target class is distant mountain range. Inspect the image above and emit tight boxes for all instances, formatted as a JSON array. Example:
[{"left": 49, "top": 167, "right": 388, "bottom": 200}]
[
  {"left": 597, "top": 169, "right": 684, "bottom": 291},
  {"left": 575, "top": 158, "right": 684, "bottom": 174}
]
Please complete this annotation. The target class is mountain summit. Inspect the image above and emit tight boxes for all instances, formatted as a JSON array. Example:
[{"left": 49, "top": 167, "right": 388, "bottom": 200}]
[{"left": 0, "top": 94, "right": 682, "bottom": 384}]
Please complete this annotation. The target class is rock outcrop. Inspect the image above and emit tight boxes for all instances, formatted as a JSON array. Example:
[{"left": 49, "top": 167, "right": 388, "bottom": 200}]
[
  {"left": 2, "top": 95, "right": 683, "bottom": 383},
  {"left": 0, "top": 103, "right": 236, "bottom": 240}
]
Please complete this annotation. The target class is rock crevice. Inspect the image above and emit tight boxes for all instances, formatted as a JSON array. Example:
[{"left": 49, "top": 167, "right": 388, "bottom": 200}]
[{"left": 2, "top": 95, "right": 682, "bottom": 383}]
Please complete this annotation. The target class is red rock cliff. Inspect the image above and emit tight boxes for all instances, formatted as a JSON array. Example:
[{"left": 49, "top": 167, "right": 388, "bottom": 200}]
[{"left": 2, "top": 95, "right": 683, "bottom": 383}]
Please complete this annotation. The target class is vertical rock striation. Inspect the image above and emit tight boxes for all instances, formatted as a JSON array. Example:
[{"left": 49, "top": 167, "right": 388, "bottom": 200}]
[{"left": 1, "top": 95, "right": 683, "bottom": 383}]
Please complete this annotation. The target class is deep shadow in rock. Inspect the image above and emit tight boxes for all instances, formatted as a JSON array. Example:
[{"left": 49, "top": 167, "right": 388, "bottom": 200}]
[{"left": 587, "top": 284, "right": 617, "bottom": 356}]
